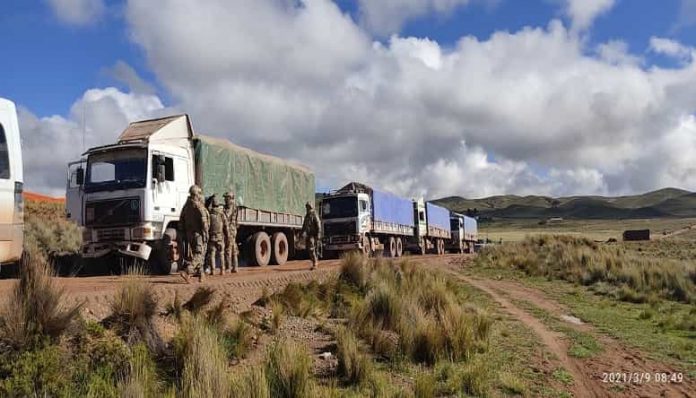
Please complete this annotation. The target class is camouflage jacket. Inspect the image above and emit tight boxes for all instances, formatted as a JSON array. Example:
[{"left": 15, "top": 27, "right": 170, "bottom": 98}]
[
  {"left": 180, "top": 197, "right": 210, "bottom": 239},
  {"left": 302, "top": 210, "right": 321, "bottom": 237},
  {"left": 208, "top": 206, "right": 229, "bottom": 241},
  {"left": 224, "top": 203, "right": 238, "bottom": 232}
]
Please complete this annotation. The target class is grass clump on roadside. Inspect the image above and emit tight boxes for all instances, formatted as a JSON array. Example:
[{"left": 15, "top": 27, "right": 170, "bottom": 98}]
[
  {"left": 23, "top": 199, "right": 81, "bottom": 258},
  {"left": 476, "top": 235, "right": 696, "bottom": 304},
  {"left": 0, "top": 246, "right": 81, "bottom": 349},
  {"left": 264, "top": 339, "right": 313, "bottom": 398},
  {"left": 105, "top": 268, "right": 162, "bottom": 353},
  {"left": 173, "top": 315, "right": 231, "bottom": 398}
]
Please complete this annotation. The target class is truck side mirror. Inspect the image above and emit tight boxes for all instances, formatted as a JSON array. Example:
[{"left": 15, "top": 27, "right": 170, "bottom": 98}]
[
  {"left": 76, "top": 167, "right": 85, "bottom": 186},
  {"left": 156, "top": 164, "right": 166, "bottom": 183}
]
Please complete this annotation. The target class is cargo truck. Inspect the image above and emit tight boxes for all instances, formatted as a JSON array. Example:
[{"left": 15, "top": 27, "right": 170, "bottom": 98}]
[
  {"left": 321, "top": 182, "right": 451, "bottom": 257},
  {"left": 406, "top": 200, "right": 451, "bottom": 255},
  {"left": 446, "top": 213, "right": 477, "bottom": 253},
  {"left": 321, "top": 182, "right": 413, "bottom": 257},
  {"left": 0, "top": 98, "right": 23, "bottom": 275},
  {"left": 66, "top": 114, "right": 315, "bottom": 274}
]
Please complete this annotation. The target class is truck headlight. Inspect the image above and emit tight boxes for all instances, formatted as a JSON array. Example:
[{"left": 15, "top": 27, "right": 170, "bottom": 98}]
[{"left": 131, "top": 223, "right": 161, "bottom": 240}]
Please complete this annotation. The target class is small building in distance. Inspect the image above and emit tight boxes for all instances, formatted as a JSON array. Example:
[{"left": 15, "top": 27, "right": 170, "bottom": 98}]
[
  {"left": 547, "top": 217, "right": 564, "bottom": 224},
  {"left": 623, "top": 229, "right": 650, "bottom": 241}
]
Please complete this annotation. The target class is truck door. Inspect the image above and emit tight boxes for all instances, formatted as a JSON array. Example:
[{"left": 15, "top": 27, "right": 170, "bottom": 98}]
[
  {"left": 66, "top": 160, "right": 86, "bottom": 224},
  {"left": 0, "top": 100, "right": 23, "bottom": 264},
  {"left": 151, "top": 153, "right": 178, "bottom": 220}
]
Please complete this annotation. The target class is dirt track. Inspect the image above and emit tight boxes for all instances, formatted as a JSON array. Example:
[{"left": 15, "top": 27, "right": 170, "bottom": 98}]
[{"left": 449, "top": 269, "right": 692, "bottom": 398}]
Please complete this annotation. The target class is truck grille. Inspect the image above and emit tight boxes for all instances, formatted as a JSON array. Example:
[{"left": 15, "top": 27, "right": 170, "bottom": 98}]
[
  {"left": 86, "top": 197, "right": 141, "bottom": 227},
  {"left": 323, "top": 221, "right": 356, "bottom": 236},
  {"left": 96, "top": 227, "right": 127, "bottom": 242}
]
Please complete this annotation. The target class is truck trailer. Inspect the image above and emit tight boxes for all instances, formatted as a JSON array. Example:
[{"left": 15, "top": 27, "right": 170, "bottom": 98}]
[
  {"left": 407, "top": 200, "right": 451, "bottom": 255},
  {"left": 0, "top": 98, "right": 23, "bottom": 273},
  {"left": 322, "top": 182, "right": 451, "bottom": 257},
  {"left": 67, "top": 114, "right": 315, "bottom": 274},
  {"left": 447, "top": 213, "right": 478, "bottom": 253}
]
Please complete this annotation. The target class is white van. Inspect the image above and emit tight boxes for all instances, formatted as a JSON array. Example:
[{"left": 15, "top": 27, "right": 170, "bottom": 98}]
[{"left": 0, "top": 98, "right": 23, "bottom": 269}]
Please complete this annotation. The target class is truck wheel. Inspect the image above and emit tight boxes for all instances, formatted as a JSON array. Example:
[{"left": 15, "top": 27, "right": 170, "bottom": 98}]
[
  {"left": 419, "top": 238, "right": 426, "bottom": 256},
  {"left": 252, "top": 232, "right": 271, "bottom": 266},
  {"left": 361, "top": 235, "right": 371, "bottom": 257},
  {"left": 396, "top": 237, "right": 403, "bottom": 257},
  {"left": 438, "top": 239, "right": 445, "bottom": 255},
  {"left": 387, "top": 237, "right": 396, "bottom": 258},
  {"left": 271, "top": 232, "right": 289, "bottom": 266}
]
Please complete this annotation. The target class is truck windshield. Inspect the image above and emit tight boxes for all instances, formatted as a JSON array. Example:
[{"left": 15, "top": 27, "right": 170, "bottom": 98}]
[
  {"left": 85, "top": 148, "right": 147, "bottom": 193},
  {"left": 322, "top": 196, "right": 358, "bottom": 219}
]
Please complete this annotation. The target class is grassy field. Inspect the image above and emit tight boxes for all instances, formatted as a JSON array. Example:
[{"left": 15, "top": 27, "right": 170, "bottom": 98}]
[
  {"left": 472, "top": 235, "right": 696, "bottom": 375},
  {"left": 479, "top": 217, "right": 696, "bottom": 242}
]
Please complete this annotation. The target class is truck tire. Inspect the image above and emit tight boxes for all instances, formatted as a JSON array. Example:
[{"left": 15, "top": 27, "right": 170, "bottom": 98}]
[
  {"left": 361, "top": 235, "right": 371, "bottom": 257},
  {"left": 252, "top": 232, "right": 271, "bottom": 266},
  {"left": 387, "top": 237, "right": 396, "bottom": 258},
  {"left": 396, "top": 237, "right": 403, "bottom": 257},
  {"left": 419, "top": 238, "right": 426, "bottom": 256},
  {"left": 149, "top": 228, "right": 178, "bottom": 275},
  {"left": 271, "top": 232, "right": 289, "bottom": 266},
  {"left": 438, "top": 239, "right": 445, "bottom": 255}
]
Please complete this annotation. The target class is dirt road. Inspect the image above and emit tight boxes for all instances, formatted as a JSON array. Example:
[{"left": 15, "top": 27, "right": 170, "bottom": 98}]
[{"left": 451, "top": 270, "right": 692, "bottom": 398}]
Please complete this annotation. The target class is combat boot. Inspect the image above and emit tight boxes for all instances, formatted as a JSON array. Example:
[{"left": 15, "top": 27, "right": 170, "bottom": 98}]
[{"left": 199, "top": 270, "right": 205, "bottom": 282}]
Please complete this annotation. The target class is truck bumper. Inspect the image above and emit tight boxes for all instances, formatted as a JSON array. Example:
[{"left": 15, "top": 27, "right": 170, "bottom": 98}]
[
  {"left": 324, "top": 243, "right": 361, "bottom": 251},
  {"left": 82, "top": 241, "right": 152, "bottom": 260}
]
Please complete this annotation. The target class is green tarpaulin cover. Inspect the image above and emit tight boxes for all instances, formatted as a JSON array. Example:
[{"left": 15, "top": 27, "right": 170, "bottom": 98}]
[{"left": 194, "top": 135, "right": 315, "bottom": 217}]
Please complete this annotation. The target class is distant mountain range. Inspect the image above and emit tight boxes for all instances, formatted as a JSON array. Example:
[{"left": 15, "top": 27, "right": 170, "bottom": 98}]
[{"left": 432, "top": 188, "right": 696, "bottom": 219}]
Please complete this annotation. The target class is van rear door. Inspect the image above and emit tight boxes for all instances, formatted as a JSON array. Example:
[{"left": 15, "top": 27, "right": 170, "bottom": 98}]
[{"left": 0, "top": 98, "right": 23, "bottom": 264}]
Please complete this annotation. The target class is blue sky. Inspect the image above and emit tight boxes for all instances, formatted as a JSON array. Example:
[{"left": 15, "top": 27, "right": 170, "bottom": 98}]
[
  {"left": 8, "top": 0, "right": 696, "bottom": 197},
  {"left": 3, "top": 0, "right": 694, "bottom": 118}
]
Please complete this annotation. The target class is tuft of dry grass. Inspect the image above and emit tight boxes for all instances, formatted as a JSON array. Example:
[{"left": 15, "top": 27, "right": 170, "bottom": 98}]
[
  {"left": 106, "top": 269, "right": 161, "bottom": 352},
  {"left": 0, "top": 246, "right": 82, "bottom": 348},
  {"left": 23, "top": 200, "right": 81, "bottom": 258},
  {"left": 173, "top": 316, "right": 230, "bottom": 398},
  {"left": 335, "top": 326, "right": 373, "bottom": 385},
  {"left": 339, "top": 251, "right": 369, "bottom": 290},
  {"left": 264, "top": 339, "right": 313, "bottom": 398},
  {"left": 119, "top": 343, "right": 160, "bottom": 398},
  {"left": 223, "top": 319, "right": 255, "bottom": 360},
  {"left": 230, "top": 366, "right": 270, "bottom": 398}
]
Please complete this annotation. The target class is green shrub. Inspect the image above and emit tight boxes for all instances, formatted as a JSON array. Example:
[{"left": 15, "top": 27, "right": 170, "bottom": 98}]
[
  {"left": 119, "top": 343, "right": 160, "bottom": 398},
  {"left": 414, "top": 371, "right": 436, "bottom": 398},
  {"left": 0, "top": 344, "right": 71, "bottom": 397}
]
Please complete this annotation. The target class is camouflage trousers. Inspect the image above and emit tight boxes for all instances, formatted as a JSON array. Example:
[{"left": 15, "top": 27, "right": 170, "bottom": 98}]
[
  {"left": 185, "top": 232, "right": 206, "bottom": 275},
  {"left": 306, "top": 236, "right": 318, "bottom": 267},
  {"left": 207, "top": 240, "right": 225, "bottom": 271},
  {"left": 225, "top": 231, "right": 238, "bottom": 271}
]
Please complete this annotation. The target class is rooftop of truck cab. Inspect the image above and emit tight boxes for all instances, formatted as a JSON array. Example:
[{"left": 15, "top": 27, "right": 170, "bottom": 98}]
[{"left": 82, "top": 142, "right": 147, "bottom": 156}]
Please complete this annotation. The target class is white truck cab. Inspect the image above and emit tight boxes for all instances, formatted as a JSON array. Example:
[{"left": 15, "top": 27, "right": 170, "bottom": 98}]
[
  {"left": 0, "top": 98, "right": 24, "bottom": 267},
  {"left": 69, "top": 115, "right": 194, "bottom": 273}
]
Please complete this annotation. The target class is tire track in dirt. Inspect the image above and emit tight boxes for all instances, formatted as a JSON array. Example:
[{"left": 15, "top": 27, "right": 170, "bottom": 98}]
[{"left": 456, "top": 273, "right": 692, "bottom": 398}]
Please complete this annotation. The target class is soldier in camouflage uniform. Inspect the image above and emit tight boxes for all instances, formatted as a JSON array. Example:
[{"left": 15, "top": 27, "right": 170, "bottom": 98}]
[
  {"left": 179, "top": 185, "right": 209, "bottom": 283},
  {"left": 223, "top": 191, "right": 239, "bottom": 273},
  {"left": 206, "top": 195, "right": 228, "bottom": 276},
  {"left": 301, "top": 201, "right": 321, "bottom": 270}
]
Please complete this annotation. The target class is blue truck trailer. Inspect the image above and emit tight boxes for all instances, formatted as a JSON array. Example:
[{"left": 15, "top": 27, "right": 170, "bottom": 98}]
[
  {"left": 322, "top": 182, "right": 452, "bottom": 257},
  {"left": 447, "top": 213, "right": 478, "bottom": 253}
]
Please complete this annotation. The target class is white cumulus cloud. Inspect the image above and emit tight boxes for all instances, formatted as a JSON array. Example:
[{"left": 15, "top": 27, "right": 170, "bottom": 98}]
[
  {"left": 564, "top": 0, "right": 615, "bottom": 31},
  {"left": 47, "top": 0, "right": 105, "bottom": 26},
  {"left": 649, "top": 37, "right": 694, "bottom": 62},
  {"left": 357, "top": 0, "right": 473, "bottom": 36},
  {"left": 19, "top": 88, "right": 171, "bottom": 195}
]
